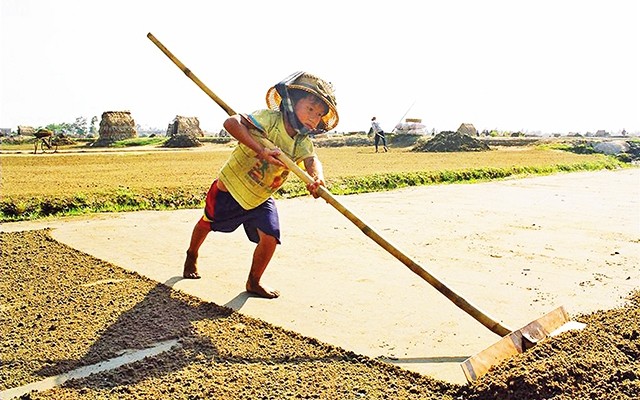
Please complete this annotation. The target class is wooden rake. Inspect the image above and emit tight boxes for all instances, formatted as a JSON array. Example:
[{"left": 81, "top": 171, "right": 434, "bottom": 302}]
[{"left": 147, "top": 32, "right": 585, "bottom": 382}]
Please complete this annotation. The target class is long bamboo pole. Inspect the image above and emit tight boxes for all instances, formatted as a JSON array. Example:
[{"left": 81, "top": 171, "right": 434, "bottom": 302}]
[{"left": 147, "top": 32, "right": 513, "bottom": 337}]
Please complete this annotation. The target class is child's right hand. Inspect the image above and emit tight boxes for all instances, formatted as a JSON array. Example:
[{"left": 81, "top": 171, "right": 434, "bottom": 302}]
[
  {"left": 258, "top": 147, "right": 285, "bottom": 167},
  {"left": 306, "top": 179, "right": 325, "bottom": 199}
]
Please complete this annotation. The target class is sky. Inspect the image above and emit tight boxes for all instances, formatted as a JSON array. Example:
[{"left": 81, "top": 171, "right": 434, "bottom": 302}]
[{"left": 1, "top": 0, "right": 638, "bottom": 135}]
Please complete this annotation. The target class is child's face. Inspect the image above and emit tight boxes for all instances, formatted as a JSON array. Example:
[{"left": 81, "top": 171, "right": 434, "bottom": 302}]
[{"left": 294, "top": 95, "right": 328, "bottom": 130}]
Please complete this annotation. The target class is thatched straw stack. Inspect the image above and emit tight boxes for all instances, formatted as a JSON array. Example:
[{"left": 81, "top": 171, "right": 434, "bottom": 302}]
[
  {"left": 457, "top": 123, "right": 478, "bottom": 136},
  {"left": 166, "top": 116, "right": 204, "bottom": 137},
  {"left": 18, "top": 126, "right": 35, "bottom": 135},
  {"left": 94, "top": 111, "right": 137, "bottom": 146},
  {"left": 164, "top": 115, "right": 203, "bottom": 148}
]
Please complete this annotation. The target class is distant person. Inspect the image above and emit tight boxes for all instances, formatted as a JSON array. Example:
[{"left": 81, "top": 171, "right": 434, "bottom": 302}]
[
  {"left": 371, "top": 116, "right": 388, "bottom": 152},
  {"left": 182, "top": 72, "right": 339, "bottom": 299}
]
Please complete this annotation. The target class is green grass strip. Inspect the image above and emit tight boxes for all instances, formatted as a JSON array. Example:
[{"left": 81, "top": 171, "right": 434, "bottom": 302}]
[{"left": 1, "top": 159, "right": 627, "bottom": 222}]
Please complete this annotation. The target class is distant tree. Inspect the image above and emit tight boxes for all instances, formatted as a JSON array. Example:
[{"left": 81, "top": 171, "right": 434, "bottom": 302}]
[
  {"left": 72, "top": 116, "right": 88, "bottom": 136},
  {"left": 45, "top": 122, "right": 72, "bottom": 134},
  {"left": 44, "top": 118, "right": 89, "bottom": 136},
  {"left": 44, "top": 123, "right": 58, "bottom": 133},
  {"left": 90, "top": 116, "right": 98, "bottom": 135}
]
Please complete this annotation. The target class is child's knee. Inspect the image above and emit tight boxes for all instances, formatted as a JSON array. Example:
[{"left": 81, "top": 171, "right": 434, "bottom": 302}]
[
  {"left": 197, "top": 218, "right": 211, "bottom": 229},
  {"left": 263, "top": 234, "right": 278, "bottom": 244},
  {"left": 257, "top": 230, "right": 278, "bottom": 245}
]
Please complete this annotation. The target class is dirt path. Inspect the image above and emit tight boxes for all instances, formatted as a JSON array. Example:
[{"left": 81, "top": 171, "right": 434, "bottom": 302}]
[{"left": 4, "top": 168, "right": 638, "bottom": 387}]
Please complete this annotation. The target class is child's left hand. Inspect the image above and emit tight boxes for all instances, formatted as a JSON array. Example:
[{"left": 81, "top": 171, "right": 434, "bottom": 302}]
[{"left": 306, "top": 179, "right": 325, "bottom": 199}]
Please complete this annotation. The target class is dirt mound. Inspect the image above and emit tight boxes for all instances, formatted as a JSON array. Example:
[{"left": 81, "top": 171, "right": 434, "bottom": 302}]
[
  {"left": 163, "top": 134, "right": 203, "bottom": 148},
  {"left": 312, "top": 133, "right": 424, "bottom": 148},
  {"left": 413, "top": 131, "right": 490, "bottom": 152},
  {"left": 625, "top": 140, "right": 640, "bottom": 161},
  {"left": 51, "top": 133, "right": 75, "bottom": 146}
]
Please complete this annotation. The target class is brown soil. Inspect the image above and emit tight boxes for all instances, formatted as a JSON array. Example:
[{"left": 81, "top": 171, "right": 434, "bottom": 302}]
[
  {"left": 413, "top": 131, "right": 490, "bottom": 152},
  {"left": 1, "top": 229, "right": 638, "bottom": 399},
  {"left": 163, "top": 134, "right": 203, "bottom": 148}
]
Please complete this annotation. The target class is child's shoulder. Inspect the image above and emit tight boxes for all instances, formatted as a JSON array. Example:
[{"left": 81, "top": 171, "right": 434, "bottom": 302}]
[
  {"left": 247, "top": 108, "right": 282, "bottom": 122},
  {"left": 246, "top": 109, "right": 283, "bottom": 132},
  {"left": 248, "top": 108, "right": 281, "bottom": 117}
]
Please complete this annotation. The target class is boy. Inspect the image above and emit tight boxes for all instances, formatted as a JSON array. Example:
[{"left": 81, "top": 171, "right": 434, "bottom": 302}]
[{"left": 182, "top": 71, "right": 339, "bottom": 299}]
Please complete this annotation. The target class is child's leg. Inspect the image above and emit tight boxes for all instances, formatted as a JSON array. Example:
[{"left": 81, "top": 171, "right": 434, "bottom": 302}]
[
  {"left": 374, "top": 135, "right": 380, "bottom": 152},
  {"left": 183, "top": 218, "right": 210, "bottom": 279},
  {"left": 246, "top": 229, "right": 280, "bottom": 298}
]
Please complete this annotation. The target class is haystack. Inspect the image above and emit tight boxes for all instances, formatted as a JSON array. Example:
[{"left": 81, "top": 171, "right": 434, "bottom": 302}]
[
  {"left": 163, "top": 115, "right": 203, "bottom": 148},
  {"left": 18, "top": 126, "right": 35, "bottom": 135},
  {"left": 94, "top": 111, "right": 137, "bottom": 146},
  {"left": 166, "top": 116, "right": 204, "bottom": 137},
  {"left": 412, "top": 131, "right": 490, "bottom": 152},
  {"left": 457, "top": 123, "right": 477, "bottom": 136}
]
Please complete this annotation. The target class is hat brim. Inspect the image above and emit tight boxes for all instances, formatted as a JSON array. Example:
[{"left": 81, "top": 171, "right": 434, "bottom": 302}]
[{"left": 266, "top": 85, "right": 339, "bottom": 132}]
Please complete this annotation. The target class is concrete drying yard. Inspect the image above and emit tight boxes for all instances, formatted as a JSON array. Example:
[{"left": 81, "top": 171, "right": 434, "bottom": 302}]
[{"left": 2, "top": 168, "right": 639, "bottom": 399}]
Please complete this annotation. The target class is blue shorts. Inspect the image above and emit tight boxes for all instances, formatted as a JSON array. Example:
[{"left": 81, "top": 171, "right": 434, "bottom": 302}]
[{"left": 203, "top": 180, "right": 281, "bottom": 244}]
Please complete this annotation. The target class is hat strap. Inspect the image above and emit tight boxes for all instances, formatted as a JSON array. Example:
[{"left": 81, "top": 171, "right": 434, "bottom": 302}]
[{"left": 275, "top": 72, "right": 323, "bottom": 136}]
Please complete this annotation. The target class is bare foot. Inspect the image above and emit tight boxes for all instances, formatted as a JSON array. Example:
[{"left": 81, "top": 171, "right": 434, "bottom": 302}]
[
  {"left": 183, "top": 252, "right": 201, "bottom": 279},
  {"left": 246, "top": 281, "right": 280, "bottom": 299}
]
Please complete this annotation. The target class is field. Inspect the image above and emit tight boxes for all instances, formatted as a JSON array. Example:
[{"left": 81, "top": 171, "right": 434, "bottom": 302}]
[
  {"left": 1, "top": 138, "right": 638, "bottom": 399},
  {"left": 0, "top": 146, "right": 613, "bottom": 197},
  {"left": 0, "top": 138, "right": 624, "bottom": 221}
]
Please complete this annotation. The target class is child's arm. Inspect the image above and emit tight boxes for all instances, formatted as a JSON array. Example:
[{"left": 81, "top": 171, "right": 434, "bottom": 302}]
[
  {"left": 223, "top": 115, "right": 285, "bottom": 167},
  {"left": 303, "top": 156, "right": 325, "bottom": 198}
]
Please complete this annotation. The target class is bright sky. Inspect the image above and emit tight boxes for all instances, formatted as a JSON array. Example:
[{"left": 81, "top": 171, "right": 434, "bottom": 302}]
[{"left": 1, "top": 0, "right": 638, "bottom": 135}]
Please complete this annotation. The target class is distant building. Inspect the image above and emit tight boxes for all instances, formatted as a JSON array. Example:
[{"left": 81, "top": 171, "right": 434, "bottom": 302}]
[{"left": 0, "top": 128, "right": 11, "bottom": 136}]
